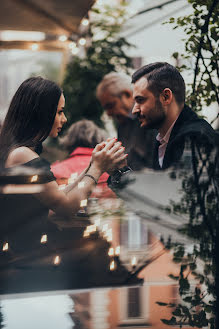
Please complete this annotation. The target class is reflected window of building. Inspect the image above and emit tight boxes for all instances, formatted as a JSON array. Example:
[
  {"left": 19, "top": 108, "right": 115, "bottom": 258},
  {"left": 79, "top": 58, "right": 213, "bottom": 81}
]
[
  {"left": 119, "top": 285, "right": 149, "bottom": 326},
  {"left": 128, "top": 287, "right": 141, "bottom": 318},
  {"left": 121, "top": 212, "right": 148, "bottom": 249}
]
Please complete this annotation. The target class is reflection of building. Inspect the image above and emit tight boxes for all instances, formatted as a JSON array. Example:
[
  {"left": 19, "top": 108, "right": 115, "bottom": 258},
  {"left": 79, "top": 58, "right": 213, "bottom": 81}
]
[{"left": 69, "top": 200, "right": 196, "bottom": 329}]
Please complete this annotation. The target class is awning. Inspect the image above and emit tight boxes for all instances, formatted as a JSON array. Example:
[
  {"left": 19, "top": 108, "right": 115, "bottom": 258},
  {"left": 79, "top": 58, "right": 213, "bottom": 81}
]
[{"left": 0, "top": 0, "right": 95, "bottom": 50}]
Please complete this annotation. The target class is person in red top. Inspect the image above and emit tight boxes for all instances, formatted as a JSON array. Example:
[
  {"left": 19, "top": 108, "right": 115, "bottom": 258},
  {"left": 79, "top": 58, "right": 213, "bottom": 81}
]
[{"left": 51, "top": 119, "right": 116, "bottom": 198}]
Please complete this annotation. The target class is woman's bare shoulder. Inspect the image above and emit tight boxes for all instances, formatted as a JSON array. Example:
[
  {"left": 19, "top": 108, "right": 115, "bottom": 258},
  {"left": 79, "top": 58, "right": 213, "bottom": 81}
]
[{"left": 6, "top": 147, "right": 39, "bottom": 168}]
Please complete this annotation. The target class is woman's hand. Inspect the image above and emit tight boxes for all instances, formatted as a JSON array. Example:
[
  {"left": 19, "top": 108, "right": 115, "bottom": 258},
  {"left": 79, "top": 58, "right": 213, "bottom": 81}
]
[{"left": 91, "top": 138, "right": 127, "bottom": 174}]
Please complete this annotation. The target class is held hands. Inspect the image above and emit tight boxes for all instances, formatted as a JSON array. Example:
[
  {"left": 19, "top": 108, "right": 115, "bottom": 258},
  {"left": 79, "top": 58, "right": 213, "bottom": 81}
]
[{"left": 91, "top": 138, "right": 128, "bottom": 174}]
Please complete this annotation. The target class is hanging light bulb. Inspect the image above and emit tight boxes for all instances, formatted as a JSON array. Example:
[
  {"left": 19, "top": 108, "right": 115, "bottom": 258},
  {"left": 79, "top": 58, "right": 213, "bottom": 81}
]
[{"left": 83, "top": 230, "right": 90, "bottom": 238}]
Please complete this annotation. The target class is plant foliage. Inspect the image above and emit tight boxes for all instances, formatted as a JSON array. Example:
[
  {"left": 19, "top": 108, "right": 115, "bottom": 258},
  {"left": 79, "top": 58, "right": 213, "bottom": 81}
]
[
  {"left": 166, "top": 0, "right": 219, "bottom": 122},
  {"left": 62, "top": 1, "right": 134, "bottom": 128}
]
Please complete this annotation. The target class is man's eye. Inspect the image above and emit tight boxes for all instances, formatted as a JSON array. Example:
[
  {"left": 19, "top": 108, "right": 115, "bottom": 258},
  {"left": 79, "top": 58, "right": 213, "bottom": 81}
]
[{"left": 136, "top": 98, "right": 145, "bottom": 104}]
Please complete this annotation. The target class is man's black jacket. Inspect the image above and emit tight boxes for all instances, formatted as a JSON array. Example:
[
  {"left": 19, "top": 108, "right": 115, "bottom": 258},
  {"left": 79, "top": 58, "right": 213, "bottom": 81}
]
[{"left": 153, "top": 105, "right": 217, "bottom": 170}]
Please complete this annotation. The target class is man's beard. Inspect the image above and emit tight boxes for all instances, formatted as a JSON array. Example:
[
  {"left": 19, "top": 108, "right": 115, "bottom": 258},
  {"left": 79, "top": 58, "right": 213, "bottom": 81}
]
[{"left": 137, "top": 98, "right": 166, "bottom": 130}]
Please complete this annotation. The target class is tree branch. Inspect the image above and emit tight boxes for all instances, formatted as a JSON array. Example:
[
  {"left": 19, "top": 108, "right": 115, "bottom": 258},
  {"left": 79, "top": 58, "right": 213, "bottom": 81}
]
[{"left": 192, "top": 0, "right": 219, "bottom": 106}]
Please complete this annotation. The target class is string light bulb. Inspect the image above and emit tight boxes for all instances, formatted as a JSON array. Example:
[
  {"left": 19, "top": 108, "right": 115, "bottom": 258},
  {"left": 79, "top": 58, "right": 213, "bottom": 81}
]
[
  {"left": 82, "top": 18, "right": 89, "bottom": 26},
  {"left": 110, "top": 260, "right": 116, "bottom": 271},
  {"left": 59, "top": 35, "right": 67, "bottom": 42},
  {"left": 79, "top": 38, "right": 86, "bottom": 46},
  {"left": 54, "top": 255, "right": 61, "bottom": 265},
  {"left": 71, "top": 47, "right": 79, "bottom": 55},
  {"left": 30, "top": 175, "right": 38, "bottom": 183},
  {"left": 108, "top": 247, "right": 114, "bottom": 256},
  {"left": 31, "top": 43, "right": 39, "bottom": 51},
  {"left": 68, "top": 41, "right": 76, "bottom": 49},
  {"left": 40, "top": 234, "right": 47, "bottom": 244},
  {"left": 115, "top": 246, "right": 120, "bottom": 256},
  {"left": 2, "top": 242, "right": 9, "bottom": 251},
  {"left": 131, "top": 256, "right": 137, "bottom": 267}
]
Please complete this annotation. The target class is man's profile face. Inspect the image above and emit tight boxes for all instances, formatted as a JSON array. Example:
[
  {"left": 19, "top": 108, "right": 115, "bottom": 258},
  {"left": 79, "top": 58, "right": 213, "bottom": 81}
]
[
  {"left": 132, "top": 77, "right": 166, "bottom": 130},
  {"left": 98, "top": 90, "right": 131, "bottom": 123}
]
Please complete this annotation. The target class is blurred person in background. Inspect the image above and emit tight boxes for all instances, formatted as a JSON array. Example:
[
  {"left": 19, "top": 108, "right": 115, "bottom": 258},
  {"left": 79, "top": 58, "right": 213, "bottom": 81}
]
[
  {"left": 51, "top": 119, "right": 115, "bottom": 198},
  {"left": 96, "top": 72, "right": 157, "bottom": 171}
]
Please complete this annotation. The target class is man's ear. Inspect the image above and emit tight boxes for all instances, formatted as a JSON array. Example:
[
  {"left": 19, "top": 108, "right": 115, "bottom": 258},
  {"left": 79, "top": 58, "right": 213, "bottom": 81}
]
[{"left": 160, "top": 88, "right": 172, "bottom": 104}]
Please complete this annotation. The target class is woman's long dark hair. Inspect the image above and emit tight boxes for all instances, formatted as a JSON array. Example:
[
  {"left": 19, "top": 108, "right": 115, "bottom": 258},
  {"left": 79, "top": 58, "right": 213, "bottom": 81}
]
[{"left": 0, "top": 76, "right": 62, "bottom": 167}]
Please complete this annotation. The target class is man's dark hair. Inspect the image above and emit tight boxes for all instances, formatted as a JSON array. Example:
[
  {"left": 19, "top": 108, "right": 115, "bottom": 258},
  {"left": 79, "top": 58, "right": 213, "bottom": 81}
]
[{"left": 132, "top": 62, "right": 185, "bottom": 105}]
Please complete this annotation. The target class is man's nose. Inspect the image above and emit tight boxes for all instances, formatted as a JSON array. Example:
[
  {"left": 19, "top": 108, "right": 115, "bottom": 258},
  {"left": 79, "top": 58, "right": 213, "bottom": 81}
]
[{"left": 132, "top": 103, "right": 139, "bottom": 114}]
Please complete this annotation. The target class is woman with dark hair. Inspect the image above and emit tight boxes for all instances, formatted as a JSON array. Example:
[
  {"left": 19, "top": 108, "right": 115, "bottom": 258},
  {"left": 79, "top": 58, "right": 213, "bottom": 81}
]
[{"left": 0, "top": 77, "right": 127, "bottom": 219}]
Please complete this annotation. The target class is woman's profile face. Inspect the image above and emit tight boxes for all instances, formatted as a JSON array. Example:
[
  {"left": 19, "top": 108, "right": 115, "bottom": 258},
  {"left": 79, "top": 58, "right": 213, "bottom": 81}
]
[{"left": 49, "top": 93, "right": 67, "bottom": 138}]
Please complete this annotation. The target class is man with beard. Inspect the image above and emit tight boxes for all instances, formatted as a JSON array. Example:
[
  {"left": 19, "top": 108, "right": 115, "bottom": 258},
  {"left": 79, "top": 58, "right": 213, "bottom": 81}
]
[
  {"left": 131, "top": 62, "right": 216, "bottom": 170},
  {"left": 96, "top": 72, "right": 157, "bottom": 170}
]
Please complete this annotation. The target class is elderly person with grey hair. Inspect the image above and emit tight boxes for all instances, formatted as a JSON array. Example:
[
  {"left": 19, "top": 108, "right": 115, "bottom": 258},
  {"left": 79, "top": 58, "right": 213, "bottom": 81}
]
[
  {"left": 96, "top": 72, "right": 157, "bottom": 170},
  {"left": 51, "top": 119, "right": 115, "bottom": 197}
]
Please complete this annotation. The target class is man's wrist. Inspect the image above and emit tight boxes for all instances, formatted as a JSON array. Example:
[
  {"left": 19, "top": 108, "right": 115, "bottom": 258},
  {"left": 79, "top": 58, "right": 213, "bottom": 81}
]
[{"left": 108, "top": 166, "right": 132, "bottom": 186}]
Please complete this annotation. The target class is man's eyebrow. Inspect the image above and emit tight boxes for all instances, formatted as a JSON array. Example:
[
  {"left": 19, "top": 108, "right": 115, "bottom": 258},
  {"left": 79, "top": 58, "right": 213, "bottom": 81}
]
[{"left": 134, "top": 95, "right": 145, "bottom": 100}]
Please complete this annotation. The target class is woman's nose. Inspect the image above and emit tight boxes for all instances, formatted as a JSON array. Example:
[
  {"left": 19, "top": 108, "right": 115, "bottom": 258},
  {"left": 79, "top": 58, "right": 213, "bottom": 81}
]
[{"left": 62, "top": 113, "right": 67, "bottom": 123}]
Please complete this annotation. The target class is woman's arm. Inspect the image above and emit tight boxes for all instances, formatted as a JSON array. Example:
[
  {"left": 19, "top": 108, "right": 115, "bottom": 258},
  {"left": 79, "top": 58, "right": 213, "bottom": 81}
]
[{"left": 7, "top": 140, "right": 127, "bottom": 219}]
